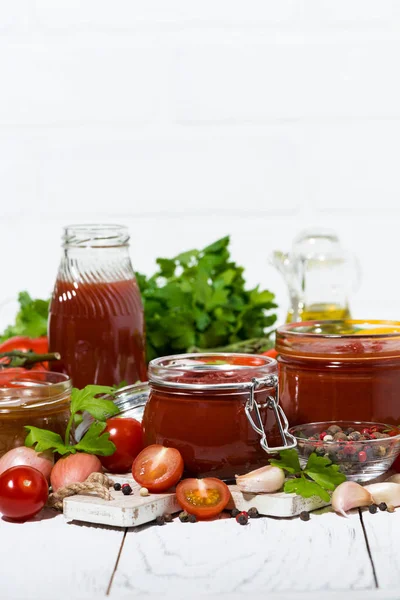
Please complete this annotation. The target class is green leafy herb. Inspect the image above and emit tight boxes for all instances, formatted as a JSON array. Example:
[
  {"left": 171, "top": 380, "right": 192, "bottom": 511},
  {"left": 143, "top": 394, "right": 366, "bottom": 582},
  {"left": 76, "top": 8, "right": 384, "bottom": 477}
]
[
  {"left": 25, "top": 427, "right": 71, "bottom": 455},
  {"left": 269, "top": 448, "right": 302, "bottom": 474},
  {"left": 284, "top": 476, "right": 331, "bottom": 502},
  {"left": 0, "top": 291, "right": 50, "bottom": 342},
  {"left": 137, "top": 236, "right": 277, "bottom": 361},
  {"left": 270, "top": 449, "right": 346, "bottom": 502},
  {"left": 25, "top": 384, "right": 119, "bottom": 457}
]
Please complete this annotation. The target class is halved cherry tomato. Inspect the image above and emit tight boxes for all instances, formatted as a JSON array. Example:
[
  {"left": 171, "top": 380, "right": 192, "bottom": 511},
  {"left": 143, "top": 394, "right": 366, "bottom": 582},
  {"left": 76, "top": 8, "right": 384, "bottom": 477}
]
[
  {"left": 132, "top": 444, "right": 184, "bottom": 492},
  {"left": 262, "top": 349, "right": 278, "bottom": 359},
  {"left": 100, "top": 417, "right": 143, "bottom": 474},
  {"left": 176, "top": 477, "right": 231, "bottom": 520},
  {"left": 0, "top": 465, "right": 48, "bottom": 521}
]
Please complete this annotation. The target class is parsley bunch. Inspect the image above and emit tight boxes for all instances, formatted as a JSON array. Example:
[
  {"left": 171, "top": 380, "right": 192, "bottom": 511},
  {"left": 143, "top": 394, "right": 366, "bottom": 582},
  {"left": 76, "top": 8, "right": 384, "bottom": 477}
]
[
  {"left": 136, "top": 236, "right": 277, "bottom": 361},
  {"left": 0, "top": 292, "right": 50, "bottom": 342},
  {"left": 270, "top": 449, "right": 346, "bottom": 502}
]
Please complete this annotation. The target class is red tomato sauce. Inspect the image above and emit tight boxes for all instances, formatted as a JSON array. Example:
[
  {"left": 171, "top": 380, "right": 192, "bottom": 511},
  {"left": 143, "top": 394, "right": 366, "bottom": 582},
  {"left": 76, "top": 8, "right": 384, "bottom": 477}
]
[
  {"left": 276, "top": 320, "right": 400, "bottom": 426},
  {"left": 48, "top": 279, "right": 147, "bottom": 388}
]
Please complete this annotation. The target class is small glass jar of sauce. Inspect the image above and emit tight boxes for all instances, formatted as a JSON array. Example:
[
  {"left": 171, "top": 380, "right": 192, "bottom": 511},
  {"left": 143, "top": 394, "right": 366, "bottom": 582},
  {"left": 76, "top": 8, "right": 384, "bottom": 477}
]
[
  {"left": 142, "top": 353, "right": 295, "bottom": 480},
  {"left": 0, "top": 370, "right": 72, "bottom": 457},
  {"left": 276, "top": 320, "right": 400, "bottom": 426},
  {"left": 48, "top": 224, "right": 147, "bottom": 388}
]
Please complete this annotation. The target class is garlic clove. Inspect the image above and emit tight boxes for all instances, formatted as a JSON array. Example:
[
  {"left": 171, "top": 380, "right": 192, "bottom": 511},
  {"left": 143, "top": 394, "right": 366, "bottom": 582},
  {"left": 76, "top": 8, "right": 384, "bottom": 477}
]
[
  {"left": 235, "top": 465, "right": 285, "bottom": 494},
  {"left": 331, "top": 481, "right": 372, "bottom": 517},
  {"left": 364, "top": 482, "right": 400, "bottom": 507},
  {"left": 386, "top": 473, "right": 400, "bottom": 484}
]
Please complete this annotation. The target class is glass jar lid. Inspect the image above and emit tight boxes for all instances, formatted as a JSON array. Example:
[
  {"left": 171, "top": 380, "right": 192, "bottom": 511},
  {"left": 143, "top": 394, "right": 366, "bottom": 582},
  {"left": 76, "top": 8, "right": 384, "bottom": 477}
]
[
  {"left": 276, "top": 319, "right": 400, "bottom": 358},
  {"left": 148, "top": 353, "right": 277, "bottom": 390}
]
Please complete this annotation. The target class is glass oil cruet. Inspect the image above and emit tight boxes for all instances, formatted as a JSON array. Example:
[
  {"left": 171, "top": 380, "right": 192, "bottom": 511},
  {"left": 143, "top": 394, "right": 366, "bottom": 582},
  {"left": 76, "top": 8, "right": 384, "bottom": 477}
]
[{"left": 271, "top": 228, "right": 360, "bottom": 323}]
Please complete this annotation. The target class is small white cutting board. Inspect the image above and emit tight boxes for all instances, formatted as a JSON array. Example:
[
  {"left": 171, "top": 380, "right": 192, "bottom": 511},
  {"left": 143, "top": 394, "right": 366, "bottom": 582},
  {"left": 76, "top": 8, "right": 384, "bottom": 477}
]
[{"left": 63, "top": 474, "right": 330, "bottom": 527}]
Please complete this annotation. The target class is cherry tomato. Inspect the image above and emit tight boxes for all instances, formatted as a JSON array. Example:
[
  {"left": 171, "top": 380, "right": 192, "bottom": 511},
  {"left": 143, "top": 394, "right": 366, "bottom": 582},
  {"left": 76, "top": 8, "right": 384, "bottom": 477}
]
[
  {"left": 176, "top": 478, "right": 231, "bottom": 520},
  {"left": 100, "top": 418, "right": 144, "bottom": 473},
  {"left": 132, "top": 444, "right": 184, "bottom": 492},
  {"left": 262, "top": 349, "right": 278, "bottom": 359},
  {"left": 0, "top": 466, "right": 48, "bottom": 521}
]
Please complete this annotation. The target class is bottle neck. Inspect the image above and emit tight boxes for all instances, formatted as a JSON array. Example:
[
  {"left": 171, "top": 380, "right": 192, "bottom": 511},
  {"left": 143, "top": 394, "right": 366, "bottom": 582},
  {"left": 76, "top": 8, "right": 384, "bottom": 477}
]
[{"left": 58, "top": 245, "right": 135, "bottom": 284}]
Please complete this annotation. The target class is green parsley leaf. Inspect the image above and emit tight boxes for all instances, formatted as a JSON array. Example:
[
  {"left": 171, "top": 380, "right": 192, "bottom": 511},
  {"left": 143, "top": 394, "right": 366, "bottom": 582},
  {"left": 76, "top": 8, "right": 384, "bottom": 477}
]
[
  {"left": 70, "top": 385, "right": 118, "bottom": 421},
  {"left": 269, "top": 449, "right": 302, "bottom": 474},
  {"left": 0, "top": 292, "right": 50, "bottom": 342},
  {"left": 284, "top": 476, "right": 331, "bottom": 502},
  {"left": 25, "top": 426, "right": 71, "bottom": 455},
  {"left": 304, "top": 452, "right": 346, "bottom": 490},
  {"left": 74, "top": 422, "right": 116, "bottom": 456}
]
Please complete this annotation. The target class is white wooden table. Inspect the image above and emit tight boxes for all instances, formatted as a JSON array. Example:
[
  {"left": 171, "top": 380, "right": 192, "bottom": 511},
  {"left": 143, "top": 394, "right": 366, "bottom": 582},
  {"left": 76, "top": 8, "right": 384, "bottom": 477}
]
[{"left": 2, "top": 505, "right": 400, "bottom": 600}]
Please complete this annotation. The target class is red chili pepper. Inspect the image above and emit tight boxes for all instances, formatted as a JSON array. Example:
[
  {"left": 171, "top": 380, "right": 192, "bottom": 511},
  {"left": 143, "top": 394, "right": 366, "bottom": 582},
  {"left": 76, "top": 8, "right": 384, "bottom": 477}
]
[
  {"left": 0, "top": 336, "right": 48, "bottom": 354},
  {"left": 0, "top": 336, "right": 50, "bottom": 371}
]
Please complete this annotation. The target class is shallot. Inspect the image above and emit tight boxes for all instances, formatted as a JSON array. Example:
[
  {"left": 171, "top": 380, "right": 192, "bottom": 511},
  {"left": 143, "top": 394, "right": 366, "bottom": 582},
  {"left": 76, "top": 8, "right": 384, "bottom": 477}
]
[
  {"left": 50, "top": 453, "right": 102, "bottom": 492},
  {"left": 235, "top": 465, "right": 285, "bottom": 493},
  {"left": 331, "top": 481, "right": 372, "bottom": 517},
  {"left": 0, "top": 446, "right": 53, "bottom": 481},
  {"left": 364, "top": 482, "right": 400, "bottom": 507}
]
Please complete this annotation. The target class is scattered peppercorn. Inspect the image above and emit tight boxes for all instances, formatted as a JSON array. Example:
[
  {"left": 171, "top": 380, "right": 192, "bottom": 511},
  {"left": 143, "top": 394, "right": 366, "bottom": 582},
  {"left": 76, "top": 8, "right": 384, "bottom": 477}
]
[
  {"left": 188, "top": 514, "right": 197, "bottom": 523},
  {"left": 387, "top": 505, "right": 395, "bottom": 513},
  {"left": 379, "top": 502, "right": 387, "bottom": 512},
  {"left": 231, "top": 508, "right": 241, "bottom": 518},
  {"left": 179, "top": 511, "right": 189, "bottom": 522},
  {"left": 164, "top": 513, "right": 173, "bottom": 523},
  {"left": 248, "top": 507, "right": 260, "bottom": 519},
  {"left": 300, "top": 511, "right": 310, "bottom": 521},
  {"left": 156, "top": 515, "right": 165, "bottom": 526},
  {"left": 113, "top": 483, "right": 121, "bottom": 491},
  {"left": 139, "top": 487, "right": 149, "bottom": 497},
  {"left": 236, "top": 512, "right": 248, "bottom": 525},
  {"left": 122, "top": 484, "right": 132, "bottom": 496},
  {"left": 368, "top": 504, "right": 378, "bottom": 514}
]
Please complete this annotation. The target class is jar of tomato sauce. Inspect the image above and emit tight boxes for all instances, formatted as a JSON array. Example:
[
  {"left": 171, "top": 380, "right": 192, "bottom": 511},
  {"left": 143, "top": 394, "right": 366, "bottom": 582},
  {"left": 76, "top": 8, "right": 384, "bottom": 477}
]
[
  {"left": 142, "top": 353, "right": 296, "bottom": 480},
  {"left": 276, "top": 320, "right": 400, "bottom": 426},
  {"left": 48, "top": 224, "right": 147, "bottom": 388},
  {"left": 0, "top": 370, "right": 71, "bottom": 457}
]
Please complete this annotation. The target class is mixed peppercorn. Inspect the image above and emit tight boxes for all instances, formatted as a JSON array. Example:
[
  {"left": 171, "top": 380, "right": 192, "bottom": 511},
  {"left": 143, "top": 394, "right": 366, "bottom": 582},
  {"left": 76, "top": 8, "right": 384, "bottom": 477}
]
[{"left": 297, "top": 423, "right": 396, "bottom": 476}]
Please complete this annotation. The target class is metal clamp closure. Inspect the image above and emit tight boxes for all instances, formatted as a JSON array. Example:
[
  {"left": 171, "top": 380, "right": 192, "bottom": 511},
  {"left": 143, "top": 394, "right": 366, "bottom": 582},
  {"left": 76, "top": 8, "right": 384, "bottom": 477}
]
[{"left": 245, "top": 376, "right": 297, "bottom": 454}]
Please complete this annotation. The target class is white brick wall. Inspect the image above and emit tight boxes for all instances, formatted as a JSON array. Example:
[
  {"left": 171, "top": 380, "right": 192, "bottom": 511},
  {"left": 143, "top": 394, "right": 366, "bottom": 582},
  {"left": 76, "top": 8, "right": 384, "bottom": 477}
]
[{"left": 1, "top": 1, "right": 400, "bottom": 328}]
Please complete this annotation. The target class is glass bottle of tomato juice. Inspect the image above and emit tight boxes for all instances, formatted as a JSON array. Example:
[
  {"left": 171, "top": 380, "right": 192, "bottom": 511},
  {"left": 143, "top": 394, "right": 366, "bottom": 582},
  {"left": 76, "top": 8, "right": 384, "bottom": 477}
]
[{"left": 48, "top": 224, "right": 147, "bottom": 388}]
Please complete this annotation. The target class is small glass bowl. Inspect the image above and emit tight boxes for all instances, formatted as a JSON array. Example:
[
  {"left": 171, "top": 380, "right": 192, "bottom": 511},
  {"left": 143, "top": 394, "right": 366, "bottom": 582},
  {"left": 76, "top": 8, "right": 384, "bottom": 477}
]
[{"left": 289, "top": 421, "right": 400, "bottom": 482}]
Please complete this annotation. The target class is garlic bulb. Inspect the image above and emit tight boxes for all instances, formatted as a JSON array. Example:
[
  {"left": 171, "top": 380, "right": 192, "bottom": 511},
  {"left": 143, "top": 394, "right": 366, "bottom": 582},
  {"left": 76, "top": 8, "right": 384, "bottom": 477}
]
[
  {"left": 364, "top": 482, "right": 400, "bottom": 507},
  {"left": 331, "top": 481, "right": 372, "bottom": 517},
  {"left": 235, "top": 465, "right": 285, "bottom": 493}
]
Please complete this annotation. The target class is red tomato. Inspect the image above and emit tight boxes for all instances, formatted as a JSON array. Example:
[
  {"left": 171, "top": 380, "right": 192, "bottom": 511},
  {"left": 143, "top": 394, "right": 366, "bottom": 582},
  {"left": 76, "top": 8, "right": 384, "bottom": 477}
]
[
  {"left": 262, "top": 349, "right": 278, "bottom": 359},
  {"left": 176, "top": 478, "right": 231, "bottom": 520},
  {"left": 132, "top": 445, "right": 184, "bottom": 492},
  {"left": 0, "top": 466, "right": 48, "bottom": 521},
  {"left": 100, "top": 418, "right": 144, "bottom": 473}
]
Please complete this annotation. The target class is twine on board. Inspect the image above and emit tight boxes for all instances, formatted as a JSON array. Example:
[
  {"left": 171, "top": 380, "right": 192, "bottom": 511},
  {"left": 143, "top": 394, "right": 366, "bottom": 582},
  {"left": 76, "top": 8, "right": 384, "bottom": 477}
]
[{"left": 47, "top": 472, "right": 115, "bottom": 511}]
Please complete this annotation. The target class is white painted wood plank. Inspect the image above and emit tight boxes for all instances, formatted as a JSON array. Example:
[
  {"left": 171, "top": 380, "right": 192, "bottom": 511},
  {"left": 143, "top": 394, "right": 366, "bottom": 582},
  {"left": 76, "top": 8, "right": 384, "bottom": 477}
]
[
  {"left": 361, "top": 508, "right": 400, "bottom": 589},
  {"left": 64, "top": 475, "right": 330, "bottom": 528},
  {"left": 110, "top": 511, "right": 375, "bottom": 595},
  {"left": 0, "top": 508, "right": 124, "bottom": 599}
]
